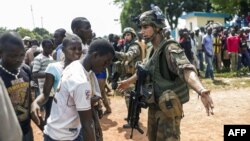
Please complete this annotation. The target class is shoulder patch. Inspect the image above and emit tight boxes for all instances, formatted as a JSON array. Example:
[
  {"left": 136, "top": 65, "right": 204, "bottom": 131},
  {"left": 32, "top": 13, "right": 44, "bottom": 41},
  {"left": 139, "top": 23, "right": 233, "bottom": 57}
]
[{"left": 167, "top": 43, "right": 183, "bottom": 53}]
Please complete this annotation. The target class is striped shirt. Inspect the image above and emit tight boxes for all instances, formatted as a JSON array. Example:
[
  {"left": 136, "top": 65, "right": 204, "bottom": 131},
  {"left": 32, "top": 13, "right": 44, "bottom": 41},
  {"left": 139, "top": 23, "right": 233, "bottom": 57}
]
[{"left": 32, "top": 53, "right": 54, "bottom": 95}]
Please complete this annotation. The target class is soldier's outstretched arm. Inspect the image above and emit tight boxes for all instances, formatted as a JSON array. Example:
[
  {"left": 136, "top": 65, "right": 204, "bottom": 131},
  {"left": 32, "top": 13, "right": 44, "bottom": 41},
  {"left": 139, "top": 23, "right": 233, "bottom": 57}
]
[
  {"left": 117, "top": 73, "right": 137, "bottom": 93},
  {"left": 115, "top": 45, "right": 140, "bottom": 62},
  {"left": 184, "top": 69, "right": 214, "bottom": 116}
]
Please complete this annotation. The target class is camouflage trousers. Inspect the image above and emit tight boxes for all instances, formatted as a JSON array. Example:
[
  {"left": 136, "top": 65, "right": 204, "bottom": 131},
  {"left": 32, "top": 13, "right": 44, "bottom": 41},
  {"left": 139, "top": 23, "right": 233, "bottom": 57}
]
[{"left": 147, "top": 105, "right": 182, "bottom": 141}]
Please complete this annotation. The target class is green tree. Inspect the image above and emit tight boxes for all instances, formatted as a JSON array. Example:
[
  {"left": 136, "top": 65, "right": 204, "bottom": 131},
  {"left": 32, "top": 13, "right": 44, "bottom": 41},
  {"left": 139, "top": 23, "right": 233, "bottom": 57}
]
[
  {"left": 114, "top": 0, "right": 208, "bottom": 30},
  {"left": 33, "top": 33, "right": 43, "bottom": 42},
  {"left": 0, "top": 27, "right": 8, "bottom": 35},
  {"left": 15, "top": 27, "right": 36, "bottom": 39},
  {"left": 157, "top": 0, "right": 184, "bottom": 30},
  {"left": 155, "top": 0, "right": 208, "bottom": 29},
  {"left": 1, "top": 27, "right": 52, "bottom": 41},
  {"left": 120, "top": 0, "right": 142, "bottom": 31},
  {"left": 211, "top": 0, "right": 250, "bottom": 16},
  {"left": 32, "top": 27, "right": 52, "bottom": 39},
  {"left": 113, "top": 0, "right": 126, "bottom": 6},
  {"left": 182, "top": 0, "right": 211, "bottom": 12}
]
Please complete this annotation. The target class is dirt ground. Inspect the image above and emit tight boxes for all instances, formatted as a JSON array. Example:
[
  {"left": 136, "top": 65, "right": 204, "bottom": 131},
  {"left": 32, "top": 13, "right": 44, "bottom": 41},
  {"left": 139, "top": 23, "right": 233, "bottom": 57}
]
[{"left": 32, "top": 81, "right": 250, "bottom": 141}]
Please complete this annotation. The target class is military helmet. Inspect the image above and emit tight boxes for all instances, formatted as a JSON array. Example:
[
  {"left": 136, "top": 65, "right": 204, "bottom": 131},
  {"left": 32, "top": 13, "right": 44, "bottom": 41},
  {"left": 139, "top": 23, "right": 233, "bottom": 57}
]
[
  {"left": 139, "top": 10, "right": 166, "bottom": 29},
  {"left": 122, "top": 27, "right": 136, "bottom": 38}
]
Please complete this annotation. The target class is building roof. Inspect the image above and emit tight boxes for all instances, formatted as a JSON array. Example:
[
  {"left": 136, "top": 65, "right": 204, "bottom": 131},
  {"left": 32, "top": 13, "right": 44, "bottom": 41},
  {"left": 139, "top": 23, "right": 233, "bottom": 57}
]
[{"left": 180, "top": 12, "right": 230, "bottom": 19}]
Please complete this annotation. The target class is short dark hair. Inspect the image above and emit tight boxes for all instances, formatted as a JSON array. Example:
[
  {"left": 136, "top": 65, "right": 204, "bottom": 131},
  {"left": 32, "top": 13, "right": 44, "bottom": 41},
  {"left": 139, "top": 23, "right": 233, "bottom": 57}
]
[
  {"left": 71, "top": 17, "right": 89, "bottom": 32},
  {"left": 31, "top": 39, "right": 39, "bottom": 46},
  {"left": 88, "top": 39, "right": 115, "bottom": 57},
  {"left": 33, "top": 50, "right": 41, "bottom": 58},
  {"left": 62, "top": 34, "right": 82, "bottom": 49},
  {"left": 0, "top": 32, "right": 24, "bottom": 53},
  {"left": 54, "top": 28, "right": 66, "bottom": 36},
  {"left": 41, "top": 39, "right": 53, "bottom": 48}
]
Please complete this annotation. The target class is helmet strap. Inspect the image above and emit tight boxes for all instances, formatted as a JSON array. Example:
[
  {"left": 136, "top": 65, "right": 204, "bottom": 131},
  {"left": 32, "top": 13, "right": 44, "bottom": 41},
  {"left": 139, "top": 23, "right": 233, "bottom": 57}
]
[{"left": 145, "top": 26, "right": 159, "bottom": 42}]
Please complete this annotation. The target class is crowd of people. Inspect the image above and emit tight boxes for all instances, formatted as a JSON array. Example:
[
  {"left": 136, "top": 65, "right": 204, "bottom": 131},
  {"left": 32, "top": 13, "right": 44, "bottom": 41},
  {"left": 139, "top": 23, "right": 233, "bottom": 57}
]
[
  {"left": 178, "top": 24, "right": 250, "bottom": 80},
  {"left": 1, "top": 7, "right": 216, "bottom": 141}
]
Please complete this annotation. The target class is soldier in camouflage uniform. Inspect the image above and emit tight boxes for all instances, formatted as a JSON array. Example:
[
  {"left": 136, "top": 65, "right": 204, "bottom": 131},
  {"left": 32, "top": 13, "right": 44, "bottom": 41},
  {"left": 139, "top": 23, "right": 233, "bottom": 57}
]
[
  {"left": 117, "top": 7, "right": 214, "bottom": 141},
  {"left": 114, "top": 27, "right": 143, "bottom": 128},
  {"left": 116, "top": 27, "right": 142, "bottom": 79}
]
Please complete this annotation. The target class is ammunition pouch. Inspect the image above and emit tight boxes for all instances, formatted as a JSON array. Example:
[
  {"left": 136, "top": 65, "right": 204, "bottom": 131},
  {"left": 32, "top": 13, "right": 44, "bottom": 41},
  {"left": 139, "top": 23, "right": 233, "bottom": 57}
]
[
  {"left": 125, "top": 61, "right": 136, "bottom": 75},
  {"left": 158, "top": 90, "right": 183, "bottom": 118},
  {"left": 113, "top": 61, "right": 123, "bottom": 73},
  {"left": 143, "top": 83, "right": 155, "bottom": 104},
  {"left": 141, "top": 68, "right": 155, "bottom": 104}
]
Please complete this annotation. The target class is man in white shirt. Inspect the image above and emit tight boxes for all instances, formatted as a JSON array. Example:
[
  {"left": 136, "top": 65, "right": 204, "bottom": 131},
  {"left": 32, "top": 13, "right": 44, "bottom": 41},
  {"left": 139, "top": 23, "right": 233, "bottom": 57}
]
[
  {"left": 70, "top": 17, "right": 104, "bottom": 140},
  {"left": 32, "top": 39, "right": 115, "bottom": 141}
]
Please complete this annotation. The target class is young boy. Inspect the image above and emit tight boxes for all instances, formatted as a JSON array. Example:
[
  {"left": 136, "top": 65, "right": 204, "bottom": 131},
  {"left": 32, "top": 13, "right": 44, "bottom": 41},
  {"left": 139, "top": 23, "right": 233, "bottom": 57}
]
[
  {"left": 32, "top": 39, "right": 54, "bottom": 123},
  {"left": 0, "top": 32, "right": 34, "bottom": 141},
  {"left": 41, "top": 39, "right": 115, "bottom": 141}
]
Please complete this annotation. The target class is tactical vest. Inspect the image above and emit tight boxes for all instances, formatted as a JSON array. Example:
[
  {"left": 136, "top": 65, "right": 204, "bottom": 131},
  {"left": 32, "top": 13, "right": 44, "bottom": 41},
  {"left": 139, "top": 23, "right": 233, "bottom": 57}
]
[{"left": 145, "top": 39, "right": 190, "bottom": 104}]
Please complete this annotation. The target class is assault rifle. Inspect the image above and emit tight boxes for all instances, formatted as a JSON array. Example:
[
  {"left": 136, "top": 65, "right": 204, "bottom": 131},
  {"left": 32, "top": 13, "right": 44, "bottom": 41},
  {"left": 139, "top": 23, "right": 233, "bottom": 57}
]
[
  {"left": 111, "top": 61, "right": 122, "bottom": 90},
  {"left": 111, "top": 71, "right": 120, "bottom": 90},
  {"left": 126, "top": 64, "right": 148, "bottom": 139}
]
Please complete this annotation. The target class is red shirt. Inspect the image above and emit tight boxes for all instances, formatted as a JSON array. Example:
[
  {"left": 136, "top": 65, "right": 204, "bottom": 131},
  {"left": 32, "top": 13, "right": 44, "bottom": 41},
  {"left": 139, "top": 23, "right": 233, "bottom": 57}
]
[{"left": 226, "top": 35, "right": 240, "bottom": 53}]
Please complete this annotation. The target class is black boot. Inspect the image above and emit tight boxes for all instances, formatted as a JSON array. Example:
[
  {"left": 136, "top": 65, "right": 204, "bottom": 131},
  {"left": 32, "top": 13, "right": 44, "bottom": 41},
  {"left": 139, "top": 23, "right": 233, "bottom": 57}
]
[{"left": 123, "top": 123, "right": 131, "bottom": 129}]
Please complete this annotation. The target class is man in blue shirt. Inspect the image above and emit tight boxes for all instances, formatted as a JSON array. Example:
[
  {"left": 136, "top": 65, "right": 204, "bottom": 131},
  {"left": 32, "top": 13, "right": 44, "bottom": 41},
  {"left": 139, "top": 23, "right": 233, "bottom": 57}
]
[{"left": 202, "top": 27, "right": 214, "bottom": 80}]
